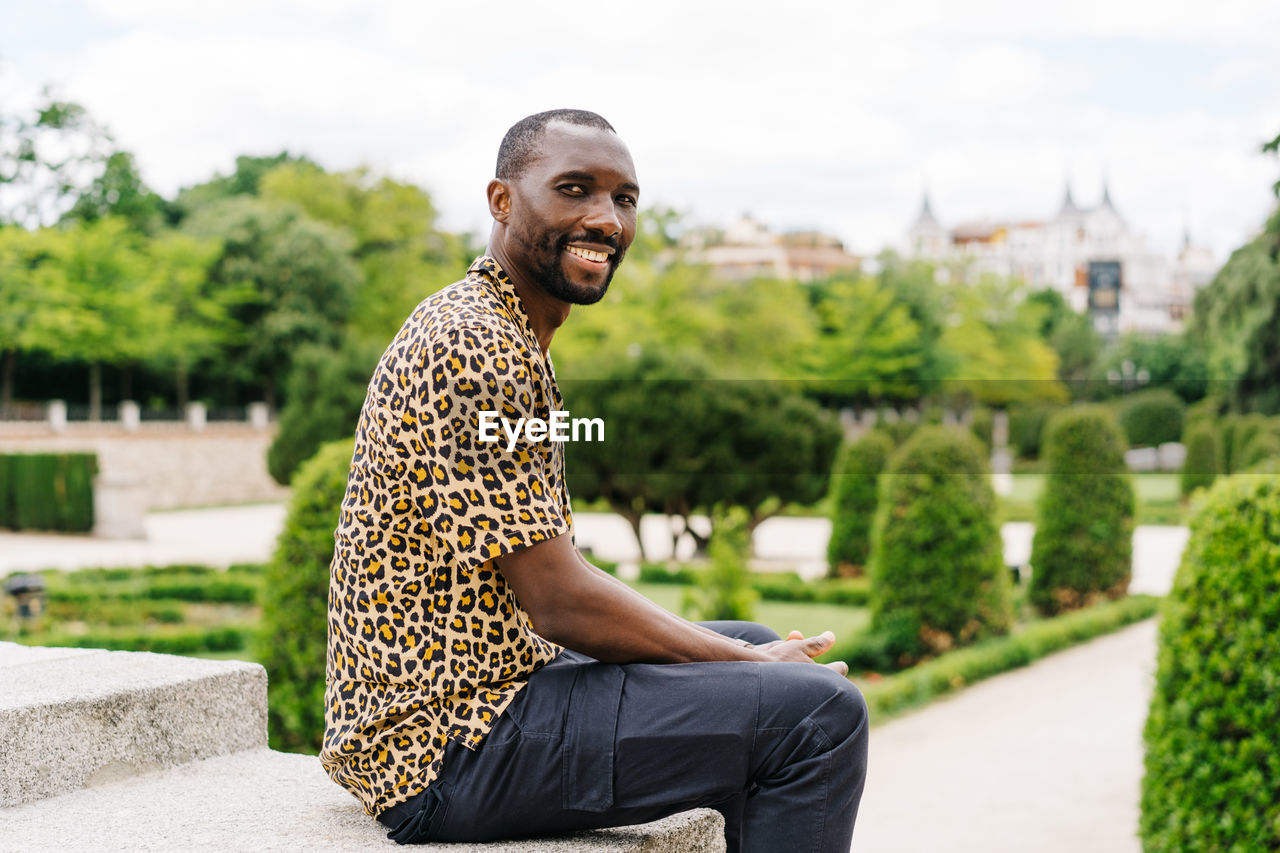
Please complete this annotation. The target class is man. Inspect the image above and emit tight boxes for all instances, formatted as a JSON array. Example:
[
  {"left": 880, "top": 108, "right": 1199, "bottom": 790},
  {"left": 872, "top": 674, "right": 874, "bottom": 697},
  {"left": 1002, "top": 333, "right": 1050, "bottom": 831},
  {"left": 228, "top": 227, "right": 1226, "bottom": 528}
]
[{"left": 322, "top": 109, "right": 868, "bottom": 852}]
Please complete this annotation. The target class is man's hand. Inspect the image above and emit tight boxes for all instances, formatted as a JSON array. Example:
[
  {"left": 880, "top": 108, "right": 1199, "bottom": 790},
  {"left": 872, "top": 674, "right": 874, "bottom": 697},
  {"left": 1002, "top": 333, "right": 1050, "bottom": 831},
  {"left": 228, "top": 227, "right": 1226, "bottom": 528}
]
[{"left": 755, "top": 630, "right": 849, "bottom": 677}]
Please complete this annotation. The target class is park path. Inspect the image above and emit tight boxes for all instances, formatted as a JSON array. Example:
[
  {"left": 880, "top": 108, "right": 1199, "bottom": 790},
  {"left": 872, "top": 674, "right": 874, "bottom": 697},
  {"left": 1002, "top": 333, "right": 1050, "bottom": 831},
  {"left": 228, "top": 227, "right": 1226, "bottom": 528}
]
[{"left": 852, "top": 619, "right": 1157, "bottom": 853}]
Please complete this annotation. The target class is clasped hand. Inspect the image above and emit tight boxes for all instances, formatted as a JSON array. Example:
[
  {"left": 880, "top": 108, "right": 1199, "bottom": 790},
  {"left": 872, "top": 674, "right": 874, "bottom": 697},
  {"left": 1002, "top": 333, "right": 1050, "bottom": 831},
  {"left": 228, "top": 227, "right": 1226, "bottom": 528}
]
[{"left": 752, "top": 630, "right": 849, "bottom": 677}]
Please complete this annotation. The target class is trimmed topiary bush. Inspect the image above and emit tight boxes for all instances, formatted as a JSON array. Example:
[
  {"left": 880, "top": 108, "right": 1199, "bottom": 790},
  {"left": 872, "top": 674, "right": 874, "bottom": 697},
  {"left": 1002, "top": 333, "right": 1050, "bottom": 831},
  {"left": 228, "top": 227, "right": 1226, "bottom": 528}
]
[
  {"left": 1119, "top": 388, "right": 1184, "bottom": 448},
  {"left": 1141, "top": 473, "right": 1280, "bottom": 851},
  {"left": 1008, "top": 402, "right": 1059, "bottom": 459},
  {"left": 1226, "top": 413, "right": 1269, "bottom": 474},
  {"left": 1029, "top": 406, "right": 1134, "bottom": 615},
  {"left": 1179, "top": 422, "right": 1222, "bottom": 496},
  {"left": 868, "top": 426, "right": 1012, "bottom": 663},
  {"left": 827, "top": 430, "right": 894, "bottom": 577},
  {"left": 1240, "top": 430, "right": 1280, "bottom": 470},
  {"left": 255, "top": 438, "right": 353, "bottom": 753}
]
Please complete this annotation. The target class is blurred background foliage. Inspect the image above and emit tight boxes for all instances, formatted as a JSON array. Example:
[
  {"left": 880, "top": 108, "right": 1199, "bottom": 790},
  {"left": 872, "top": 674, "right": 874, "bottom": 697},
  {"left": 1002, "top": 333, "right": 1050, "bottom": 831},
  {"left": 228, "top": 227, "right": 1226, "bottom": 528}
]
[{"left": 2, "top": 92, "right": 1278, "bottom": 493}]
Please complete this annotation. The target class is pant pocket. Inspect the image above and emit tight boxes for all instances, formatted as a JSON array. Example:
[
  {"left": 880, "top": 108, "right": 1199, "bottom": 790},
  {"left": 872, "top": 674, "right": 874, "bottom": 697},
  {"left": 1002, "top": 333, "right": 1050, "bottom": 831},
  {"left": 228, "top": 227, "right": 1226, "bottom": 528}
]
[{"left": 561, "top": 663, "right": 625, "bottom": 813}]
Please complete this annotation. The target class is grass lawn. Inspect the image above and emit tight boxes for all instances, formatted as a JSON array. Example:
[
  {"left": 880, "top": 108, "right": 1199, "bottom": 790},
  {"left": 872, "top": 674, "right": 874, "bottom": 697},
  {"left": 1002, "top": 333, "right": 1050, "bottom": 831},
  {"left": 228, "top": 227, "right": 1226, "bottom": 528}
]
[
  {"left": 629, "top": 581, "right": 871, "bottom": 654},
  {"left": 999, "top": 472, "right": 1185, "bottom": 525}
]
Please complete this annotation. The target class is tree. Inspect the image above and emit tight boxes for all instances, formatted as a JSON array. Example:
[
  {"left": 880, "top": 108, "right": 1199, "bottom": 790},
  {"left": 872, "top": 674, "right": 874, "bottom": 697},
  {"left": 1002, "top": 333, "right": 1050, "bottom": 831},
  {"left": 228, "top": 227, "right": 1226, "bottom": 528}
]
[
  {"left": 682, "top": 506, "right": 756, "bottom": 622},
  {"left": 182, "top": 197, "right": 360, "bottom": 409},
  {"left": 258, "top": 163, "right": 469, "bottom": 343},
  {"left": 807, "top": 274, "right": 926, "bottom": 401},
  {"left": 1, "top": 90, "right": 111, "bottom": 228},
  {"left": 1187, "top": 131, "right": 1280, "bottom": 414},
  {"left": 0, "top": 226, "right": 66, "bottom": 415},
  {"left": 63, "top": 150, "right": 166, "bottom": 234},
  {"left": 1026, "top": 288, "right": 1102, "bottom": 392}
]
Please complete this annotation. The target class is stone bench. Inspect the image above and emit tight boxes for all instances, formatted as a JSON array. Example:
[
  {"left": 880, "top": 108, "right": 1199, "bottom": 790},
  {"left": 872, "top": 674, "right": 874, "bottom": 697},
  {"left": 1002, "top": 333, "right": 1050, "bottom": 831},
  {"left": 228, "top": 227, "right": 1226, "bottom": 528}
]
[{"left": 0, "top": 642, "right": 724, "bottom": 851}]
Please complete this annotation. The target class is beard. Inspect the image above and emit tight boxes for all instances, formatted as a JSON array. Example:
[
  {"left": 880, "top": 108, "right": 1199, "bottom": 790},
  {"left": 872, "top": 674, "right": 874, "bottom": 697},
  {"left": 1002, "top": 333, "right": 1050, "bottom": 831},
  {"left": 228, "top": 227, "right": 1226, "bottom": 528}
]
[{"left": 518, "top": 229, "right": 626, "bottom": 306}]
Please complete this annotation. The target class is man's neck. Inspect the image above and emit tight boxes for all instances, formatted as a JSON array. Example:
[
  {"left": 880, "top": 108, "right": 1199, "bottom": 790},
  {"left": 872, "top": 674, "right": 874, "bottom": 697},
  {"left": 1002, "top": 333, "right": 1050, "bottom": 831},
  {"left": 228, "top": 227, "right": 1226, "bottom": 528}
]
[{"left": 488, "top": 245, "right": 569, "bottom": 357}]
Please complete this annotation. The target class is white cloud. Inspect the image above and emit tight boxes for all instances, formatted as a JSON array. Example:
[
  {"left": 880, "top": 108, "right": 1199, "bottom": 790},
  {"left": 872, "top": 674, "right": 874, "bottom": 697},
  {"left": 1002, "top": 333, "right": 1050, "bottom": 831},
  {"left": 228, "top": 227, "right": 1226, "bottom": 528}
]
[{"left": 3, "top": 0, "right": 1277, "bottom": 261}]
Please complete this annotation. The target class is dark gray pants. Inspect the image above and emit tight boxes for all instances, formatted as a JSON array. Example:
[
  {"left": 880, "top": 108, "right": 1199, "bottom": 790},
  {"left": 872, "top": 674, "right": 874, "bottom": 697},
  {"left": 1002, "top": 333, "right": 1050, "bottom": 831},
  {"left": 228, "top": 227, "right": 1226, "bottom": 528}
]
[{"left": 379, "top": 622, "right": 869, "bottom": 852}]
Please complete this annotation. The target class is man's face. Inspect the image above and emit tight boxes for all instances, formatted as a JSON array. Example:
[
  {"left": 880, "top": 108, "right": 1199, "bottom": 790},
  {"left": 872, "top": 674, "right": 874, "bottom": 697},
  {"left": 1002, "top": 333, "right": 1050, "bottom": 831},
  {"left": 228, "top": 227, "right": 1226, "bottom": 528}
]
[{"left": 503, "top": 123, "right": 639, "bottom": 305}]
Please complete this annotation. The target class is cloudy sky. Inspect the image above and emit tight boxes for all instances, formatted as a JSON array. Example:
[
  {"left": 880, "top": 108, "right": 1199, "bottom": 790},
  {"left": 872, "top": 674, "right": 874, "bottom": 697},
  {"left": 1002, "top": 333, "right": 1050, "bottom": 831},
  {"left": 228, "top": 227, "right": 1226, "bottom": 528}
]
[{"left": 4, "top": 0, "right": 1279, "bottom": 260}]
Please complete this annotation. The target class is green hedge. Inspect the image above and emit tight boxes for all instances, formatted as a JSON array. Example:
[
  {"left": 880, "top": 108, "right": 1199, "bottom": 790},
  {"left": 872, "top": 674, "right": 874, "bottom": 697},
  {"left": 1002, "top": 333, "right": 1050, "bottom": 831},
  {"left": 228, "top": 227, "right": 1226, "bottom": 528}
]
[
  {"left": 0, "top": 453, "right": 97, "bottom": 532},
  {"left": 968, "top": 407, "right": 994, "bottom": 454},
  {"left": 869, "top": 427, "right": 1012, "bottom": 662},
  {"left": 255, "top": 438, "right": 353, "bottom": 753},
  {"left": 1119, "top": 388, "right": 1184, "bottom": 448},
  {"left": 36, "top": 626, "right": 250, "bottom": 655},
  {"left": 1029, "top": 407, "right": 1134, "bottom": 615},
  {"left": 860, "top": 595, "right": 1158, "bottom": 720},
  {"left": 827, "top": 431, "right": 893, "bottom": 576},
  {"left": 1142, "top": 473, "right": 1280, "bottom": 851},
  {"left": 638, "top": 564, "right": 871, "bottom": 606}
]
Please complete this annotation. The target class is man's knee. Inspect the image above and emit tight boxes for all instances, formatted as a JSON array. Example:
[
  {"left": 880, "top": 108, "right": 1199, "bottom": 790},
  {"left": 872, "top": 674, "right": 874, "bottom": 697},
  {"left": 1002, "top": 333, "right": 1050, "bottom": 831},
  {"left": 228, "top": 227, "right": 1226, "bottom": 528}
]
[{"left": 760, "top": 664, "right": 868, "bottom": 747}]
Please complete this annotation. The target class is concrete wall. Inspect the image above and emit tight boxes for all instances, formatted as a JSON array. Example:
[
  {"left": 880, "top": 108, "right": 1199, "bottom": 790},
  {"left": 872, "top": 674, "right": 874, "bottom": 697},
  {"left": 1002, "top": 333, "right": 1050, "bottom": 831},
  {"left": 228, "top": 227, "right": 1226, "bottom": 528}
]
[{"left": 0, "top": 426, "right": 289, "bottom": 510}]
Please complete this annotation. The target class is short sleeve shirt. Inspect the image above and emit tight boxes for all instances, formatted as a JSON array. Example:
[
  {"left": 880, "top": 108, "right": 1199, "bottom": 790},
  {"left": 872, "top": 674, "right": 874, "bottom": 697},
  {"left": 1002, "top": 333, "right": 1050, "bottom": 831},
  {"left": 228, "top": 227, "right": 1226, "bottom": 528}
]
[{"left": 321, "top": 257, "right": 572, "bottom": 816}]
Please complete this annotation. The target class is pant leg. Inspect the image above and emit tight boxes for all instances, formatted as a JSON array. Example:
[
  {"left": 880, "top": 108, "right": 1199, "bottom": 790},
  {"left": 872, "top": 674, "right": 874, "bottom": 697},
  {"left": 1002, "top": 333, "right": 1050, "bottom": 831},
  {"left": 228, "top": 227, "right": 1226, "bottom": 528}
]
[{"left": 382, "top": 625, "right": 868, "bottom": 852}]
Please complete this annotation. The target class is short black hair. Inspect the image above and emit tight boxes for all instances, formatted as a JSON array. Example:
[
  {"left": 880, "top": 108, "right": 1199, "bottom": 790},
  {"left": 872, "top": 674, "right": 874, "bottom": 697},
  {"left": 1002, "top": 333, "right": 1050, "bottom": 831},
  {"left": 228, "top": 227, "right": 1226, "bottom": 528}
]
[{"left": 495, "top": 109, "right": 616, "bottom": 180}]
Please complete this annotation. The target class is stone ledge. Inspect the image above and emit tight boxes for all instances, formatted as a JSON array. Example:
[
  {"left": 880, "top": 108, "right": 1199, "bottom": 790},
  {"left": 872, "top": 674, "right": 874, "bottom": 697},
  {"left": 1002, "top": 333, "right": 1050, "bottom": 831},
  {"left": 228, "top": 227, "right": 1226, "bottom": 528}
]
[
  {"left": 0, "top": 748, "right": 725, "bottom": 852},
  {"left": 0, "top": 642, "right": 266, "bottom": 807}
]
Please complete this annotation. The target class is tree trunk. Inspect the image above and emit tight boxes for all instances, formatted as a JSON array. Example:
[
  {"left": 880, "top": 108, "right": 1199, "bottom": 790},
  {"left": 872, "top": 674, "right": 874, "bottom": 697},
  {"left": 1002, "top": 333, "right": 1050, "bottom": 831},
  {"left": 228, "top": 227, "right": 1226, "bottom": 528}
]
[
  {"left": 89, "top": 361, "right": 102, "bottom": 422},
  {"left": 121, "top": 364, "right": 133, "bottom": 403},
  {"left": 617, "top": 505, "right": 647, "bottom": 563},
  {"left": 1, "top": 349, "right": 15, "bottom": 419},
  {"left": 175, "top": 364, "right": 190, "bottom": 410}
]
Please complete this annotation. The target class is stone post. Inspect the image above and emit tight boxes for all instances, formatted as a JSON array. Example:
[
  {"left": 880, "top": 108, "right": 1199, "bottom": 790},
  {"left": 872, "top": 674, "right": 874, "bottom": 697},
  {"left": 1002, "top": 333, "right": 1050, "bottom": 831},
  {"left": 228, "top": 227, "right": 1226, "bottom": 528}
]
[
  {"left": 186, "top": 402, "right": 207, "bottom": 433},
  {"left": 47, "top": 400, "right": 67, "bottom": 433},
  {"left": 120, "top": 400, "right": 141, "bottom": 433},
  {"left": 993, "top": 410, "right": 1009, "bottom": 448},
  {"left": 247, "top": 402, "right": 270, "bottom": 430},
  {"left": 93, "top": 472, "right": 148, "bottom": 540}
]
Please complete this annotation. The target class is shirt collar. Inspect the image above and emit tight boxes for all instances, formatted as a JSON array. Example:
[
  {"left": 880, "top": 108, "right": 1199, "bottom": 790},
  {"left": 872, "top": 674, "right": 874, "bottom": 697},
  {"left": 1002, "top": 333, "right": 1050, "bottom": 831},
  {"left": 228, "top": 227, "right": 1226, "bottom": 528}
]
[{"left": 467, "top": 255, "right": 543, "bottom": 358}]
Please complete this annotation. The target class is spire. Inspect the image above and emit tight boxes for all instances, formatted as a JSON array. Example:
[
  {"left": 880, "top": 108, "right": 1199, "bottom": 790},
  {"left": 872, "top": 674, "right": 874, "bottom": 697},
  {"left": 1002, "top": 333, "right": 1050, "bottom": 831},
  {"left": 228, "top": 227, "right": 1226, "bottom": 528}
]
[
  {"left": 1101, "top": 178, "right": 1116, "bottom": 210},
  {"left": 1059, "top": 181, "right": 1079, "bottom": 214},
  {"left": 913, "top": 191, "right": 940, "bottom": 228}
]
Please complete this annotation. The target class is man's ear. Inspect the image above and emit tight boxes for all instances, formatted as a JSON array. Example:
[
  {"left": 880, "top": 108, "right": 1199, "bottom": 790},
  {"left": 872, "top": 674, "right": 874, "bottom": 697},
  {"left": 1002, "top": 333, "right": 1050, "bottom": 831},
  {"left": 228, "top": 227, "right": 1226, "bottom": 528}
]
[{"left": 487, "top": 179, "right": 512, "bottom": 223}]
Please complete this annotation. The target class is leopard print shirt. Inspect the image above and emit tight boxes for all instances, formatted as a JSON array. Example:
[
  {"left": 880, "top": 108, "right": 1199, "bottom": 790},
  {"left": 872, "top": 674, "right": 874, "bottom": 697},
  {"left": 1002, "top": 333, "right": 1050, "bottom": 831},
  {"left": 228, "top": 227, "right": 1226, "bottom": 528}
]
[{"left": 321, "top": 257, "right": 572, "bottom": 816}]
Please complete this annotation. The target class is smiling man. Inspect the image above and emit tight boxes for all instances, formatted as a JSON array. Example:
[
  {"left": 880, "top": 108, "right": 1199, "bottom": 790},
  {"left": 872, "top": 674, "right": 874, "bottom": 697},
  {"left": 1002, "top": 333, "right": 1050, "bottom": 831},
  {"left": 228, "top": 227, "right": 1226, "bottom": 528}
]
[{"left": 321, "top": 109, "right": 868, "bottom": 852}]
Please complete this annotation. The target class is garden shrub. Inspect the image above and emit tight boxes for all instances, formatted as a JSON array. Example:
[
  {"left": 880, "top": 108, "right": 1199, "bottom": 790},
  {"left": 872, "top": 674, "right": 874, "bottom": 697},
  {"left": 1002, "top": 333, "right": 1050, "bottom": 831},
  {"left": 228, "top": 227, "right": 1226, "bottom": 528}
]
[
  {"left": 1240, "top": 430, "right": 1280, "bottom": 469},
  {"left": 1008, "top": 402, "right": 1059, "bottom": 459},
  {"left": 683, "top": 508, "right": 756, "bottom": 623},
  {"left": 826, "top": 431, "right": 894, "bottom": 577},
  {"left": 1179, "top": 422, "right": 1221, "bottom": 496},
  {"left": 1029, "top": 406, "right": 1134, "bottom": 615},
  {"left": 880, "top": 418, "right": 918, "bottom": 447},
  {"left": 254, "top": 438, "right": 353, "bottom": 753},
  {"left": 968, "top": 407, "right": 994, "bottom": 453},
  {"left": 1226, "top": 413, "right": 1269, "bottom": 473},
  {"left": 1141, "top": 473, "right": 1280, "bottom": 851},
  {"left": 1118, "top": 388, "right": 1184, "bottom": 448},
  {"left": 868, "top": 426, "right": 1012, "bottom": 663}
]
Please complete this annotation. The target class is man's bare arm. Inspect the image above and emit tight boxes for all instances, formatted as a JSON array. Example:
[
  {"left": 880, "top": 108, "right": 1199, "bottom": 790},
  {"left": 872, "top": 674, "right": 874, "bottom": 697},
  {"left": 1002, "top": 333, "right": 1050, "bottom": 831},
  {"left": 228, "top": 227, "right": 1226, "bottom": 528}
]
[{"left": 498, "top": 533, "right": 848, "bottom": 674}]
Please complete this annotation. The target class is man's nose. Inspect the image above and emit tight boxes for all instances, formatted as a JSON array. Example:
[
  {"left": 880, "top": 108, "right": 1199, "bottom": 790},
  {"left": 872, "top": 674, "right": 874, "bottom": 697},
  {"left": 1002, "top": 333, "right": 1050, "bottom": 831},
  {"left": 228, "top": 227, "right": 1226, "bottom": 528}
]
[{"left": 582, "top": 194, "right": 622, "bottom": 239}]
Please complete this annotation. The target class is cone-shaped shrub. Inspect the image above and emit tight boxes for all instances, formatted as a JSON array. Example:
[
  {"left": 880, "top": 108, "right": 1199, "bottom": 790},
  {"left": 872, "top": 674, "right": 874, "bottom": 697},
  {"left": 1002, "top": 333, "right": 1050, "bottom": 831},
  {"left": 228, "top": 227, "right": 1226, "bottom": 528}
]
[
  {"left": 827, "top": 431, "right": 894, "bottom": 577},
  {"left": 868, "top": 426, "right": 1011, "bottom": 660},
  {"left": 1179, "top": 422, "right": 1221, "bottom": 496},
  {"left": 1119, "top": 388, "right": 1184, "bottom": 448},
  {"left": 1141, "top": 473, "right": 1280, "bottom": 851},
  {"left": 255, "top": 438, "right": 353, "bottom": 752},
  {"left": 1029, "top": 406, "right": 1134, "bottom": 615}
]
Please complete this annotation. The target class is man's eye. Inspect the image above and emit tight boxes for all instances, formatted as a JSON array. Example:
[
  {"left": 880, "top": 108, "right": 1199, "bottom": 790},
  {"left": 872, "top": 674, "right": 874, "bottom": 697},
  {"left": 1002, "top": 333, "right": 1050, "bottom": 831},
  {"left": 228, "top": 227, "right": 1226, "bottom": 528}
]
[
  {"left": 559, "top": 185, "right": 585, "bottom": 195},
  {"left": 616, "top": 195, "right": 637, "bottom": 207}
]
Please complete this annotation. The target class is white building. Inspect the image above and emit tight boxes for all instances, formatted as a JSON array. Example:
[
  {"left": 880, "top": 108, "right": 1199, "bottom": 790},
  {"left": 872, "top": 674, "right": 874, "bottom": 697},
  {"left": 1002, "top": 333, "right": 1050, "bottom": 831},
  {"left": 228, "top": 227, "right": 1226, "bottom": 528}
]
[
  {"left": 683, "top": 214, "right": 860, "bottom": 282},
  {"left": 904, "top": 184, "right": 1217, "bottom": 335}
]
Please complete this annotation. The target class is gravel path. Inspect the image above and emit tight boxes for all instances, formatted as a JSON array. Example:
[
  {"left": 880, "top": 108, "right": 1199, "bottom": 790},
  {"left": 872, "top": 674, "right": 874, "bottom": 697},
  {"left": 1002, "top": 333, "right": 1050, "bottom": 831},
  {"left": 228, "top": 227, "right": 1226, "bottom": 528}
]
[{"left": 852, "top": 619, "right": 1158, "bottom": 853}]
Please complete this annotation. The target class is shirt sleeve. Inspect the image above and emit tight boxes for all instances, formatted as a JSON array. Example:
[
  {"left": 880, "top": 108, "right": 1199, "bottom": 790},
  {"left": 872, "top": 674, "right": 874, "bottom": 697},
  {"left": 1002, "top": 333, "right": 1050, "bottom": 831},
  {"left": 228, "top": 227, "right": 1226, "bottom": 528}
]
[{"left": 387, "top": 325, "right": 569, "bottom": 571}]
